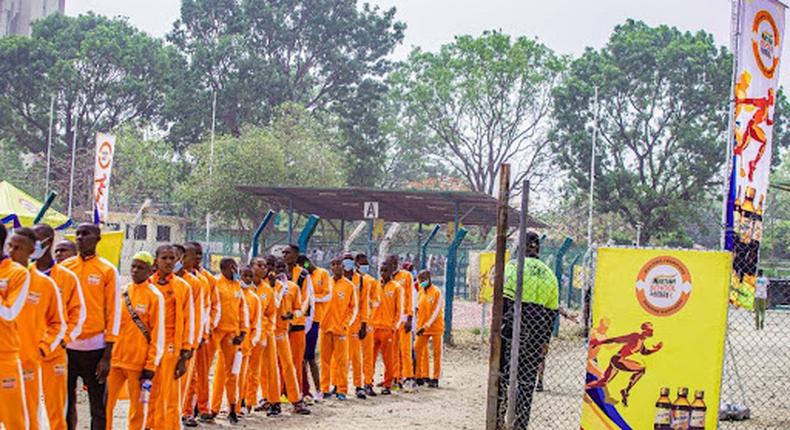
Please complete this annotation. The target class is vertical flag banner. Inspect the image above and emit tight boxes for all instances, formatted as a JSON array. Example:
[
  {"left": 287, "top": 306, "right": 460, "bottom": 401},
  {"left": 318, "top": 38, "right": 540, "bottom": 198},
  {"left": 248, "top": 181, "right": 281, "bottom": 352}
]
[
  {"left": 581, "top": 248, "right": 730, "bottom": 430},
  {"left": 726, "top": 0, "right": 786, "bottom": 309},
  {"left": 93, "top": 133, "right": 116, "bottom": 224}
]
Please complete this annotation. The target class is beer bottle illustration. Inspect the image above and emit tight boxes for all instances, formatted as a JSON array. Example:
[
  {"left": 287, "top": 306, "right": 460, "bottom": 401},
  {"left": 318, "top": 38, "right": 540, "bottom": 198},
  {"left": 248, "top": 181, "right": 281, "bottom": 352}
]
[
  {"left": 689, "top": 390, "right": 706, "bottom": 430},
  {"left": 670, "top": 387, "right": 691, "bottom": 430},
  {"left": 654, "top": 387, "right": 672, "bottom": 430}
]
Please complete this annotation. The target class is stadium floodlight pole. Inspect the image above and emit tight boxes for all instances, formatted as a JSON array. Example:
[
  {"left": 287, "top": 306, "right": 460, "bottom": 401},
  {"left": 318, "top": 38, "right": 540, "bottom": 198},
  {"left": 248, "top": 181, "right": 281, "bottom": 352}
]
[
  {"left": 205, "top": 89, "right": 217, "bottom": 253},
  {"left": 586, "top": 86, "right": 598, "bottom": 251},
  {"left": 67, "top": 97, "right": 79, "bottom": 219},
  {"left": 45, "top": 94, "right": 55, "bottom": 195}
]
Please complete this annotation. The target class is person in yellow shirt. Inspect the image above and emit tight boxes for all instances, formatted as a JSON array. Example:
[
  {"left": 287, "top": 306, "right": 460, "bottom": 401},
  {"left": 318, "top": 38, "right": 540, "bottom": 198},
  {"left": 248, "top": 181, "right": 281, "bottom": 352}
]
[
  {"left": 180, "top": 243, "right": 212, "bottom": 427},
  {"left": 146, "top": 244, "right": 194, "bottom": 430},
  {"left": 282, "top": 244, "right": 312, "bottom": 400},
  {"left": 209, "top": 258, "right": 248, "bottom": 424},
  {"left": 32, "top": 224, "right": 85, "bottom": 430},
  {"left": 341, "top": 253, "right": 372, "bottom": 399},
  {"left": 247, "top": 256, "right": 276, "bottom": 413},
  {"left": 62, "top": 223, "right": 120, "bottom": 430},
  {"left": 295, "top": 254, "right": 329, "bottom": 401},
  {"left": 414, "top": 270, "right": 444, "bottom": 388},
  {"left": 371, "top": 263, "right": 403, "bottom": 395},
  {"left": 386, "top": 255, "right": 415, "bottom": 391},
  {"left": 319, "top": 257, "right": 357, "bottom": 400},
  {"left": 270, "top": 257, "right": 311, "bottom": 416},
  {"left": 8, "top": 227, "right": 66, "bottom": 430},
  {"left": 0, "top": 223, "right": 32, "bottom": 430},
  {"left": 106, "top": 252, "right": 165, "bottom": 430}
]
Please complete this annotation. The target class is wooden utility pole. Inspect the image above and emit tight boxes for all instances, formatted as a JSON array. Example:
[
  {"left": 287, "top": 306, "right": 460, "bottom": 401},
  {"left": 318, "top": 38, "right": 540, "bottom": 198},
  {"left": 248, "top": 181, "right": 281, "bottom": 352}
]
[{"left": 485, "top": 164, "right": 511, "bottom": 430}]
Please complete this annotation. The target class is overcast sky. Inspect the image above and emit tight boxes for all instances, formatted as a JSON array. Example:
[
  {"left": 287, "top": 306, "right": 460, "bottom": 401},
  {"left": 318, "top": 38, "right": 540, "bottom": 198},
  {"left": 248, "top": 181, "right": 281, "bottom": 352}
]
[{"left": 65, "top": 0, "right": 790, "bottom": 86}]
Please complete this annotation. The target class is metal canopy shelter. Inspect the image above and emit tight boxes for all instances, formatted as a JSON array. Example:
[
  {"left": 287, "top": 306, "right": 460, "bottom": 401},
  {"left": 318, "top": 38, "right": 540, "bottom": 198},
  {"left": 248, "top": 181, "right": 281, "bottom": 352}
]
[{"left": 235, "top": 185, "right": 546, "bottom": 228}]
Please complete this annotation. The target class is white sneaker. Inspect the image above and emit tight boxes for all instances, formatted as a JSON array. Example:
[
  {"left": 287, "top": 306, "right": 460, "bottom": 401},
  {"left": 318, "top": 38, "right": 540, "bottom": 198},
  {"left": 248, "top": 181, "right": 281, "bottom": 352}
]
[{"left": 314, "top": 392, "right": 324, "bottom": 400}]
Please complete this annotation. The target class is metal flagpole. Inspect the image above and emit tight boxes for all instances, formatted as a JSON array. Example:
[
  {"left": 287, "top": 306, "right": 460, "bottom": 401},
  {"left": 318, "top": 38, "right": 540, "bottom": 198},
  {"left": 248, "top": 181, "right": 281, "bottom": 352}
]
[
  {"left": 721, "top": 0, "right": 742, "bottom": 250},
  {"left": 205, "top": 90, "right": 217, "bottom": 253},
  {"left": 586, "top": 86, "right": 599, "bottom": 250},
  {"left": 45, "top": 94, "right": 55, "bottom": 195},
  {"left": 67, "top": 98, "right": 79, "bottom": 219}
]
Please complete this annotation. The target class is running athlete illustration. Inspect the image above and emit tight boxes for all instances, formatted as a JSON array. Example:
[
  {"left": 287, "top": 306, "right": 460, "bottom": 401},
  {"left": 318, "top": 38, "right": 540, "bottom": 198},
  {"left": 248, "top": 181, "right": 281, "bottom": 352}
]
[
  {"left": 733, "top": 71, "right": 775, "bottom": 181},
  {"left": 585, "top": 322, "right": 663, "bottom": 406}
]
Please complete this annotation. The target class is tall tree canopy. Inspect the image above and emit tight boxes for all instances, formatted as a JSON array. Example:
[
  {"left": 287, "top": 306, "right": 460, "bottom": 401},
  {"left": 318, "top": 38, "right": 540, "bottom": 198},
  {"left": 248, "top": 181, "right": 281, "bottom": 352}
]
[
  {"left": 389, "top": 30, "right": 565, "bottom": 195},
  {"left": 551, "top": 20, "right": 764, "bottom": 243},
  {"left": 166, "top": 0, "right": 405, "bottom": 148}
]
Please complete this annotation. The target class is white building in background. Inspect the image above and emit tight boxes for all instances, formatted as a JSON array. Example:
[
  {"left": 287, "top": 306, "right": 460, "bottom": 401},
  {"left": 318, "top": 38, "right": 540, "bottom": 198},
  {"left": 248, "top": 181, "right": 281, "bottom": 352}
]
[{"left": 0, "top": 0, "right": 64, "bottom": 36}]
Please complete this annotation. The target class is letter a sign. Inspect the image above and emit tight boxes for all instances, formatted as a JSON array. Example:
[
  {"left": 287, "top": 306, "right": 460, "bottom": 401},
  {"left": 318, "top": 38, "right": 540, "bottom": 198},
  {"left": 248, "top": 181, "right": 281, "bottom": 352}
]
[{"left": 363, "top": 201, "right": 379, "bottom": 219}]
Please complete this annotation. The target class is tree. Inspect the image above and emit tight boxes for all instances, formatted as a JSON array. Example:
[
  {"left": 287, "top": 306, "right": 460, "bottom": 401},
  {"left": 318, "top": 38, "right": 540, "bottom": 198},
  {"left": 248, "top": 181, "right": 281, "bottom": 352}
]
[
  {"left": 552, "top": 20, "right": 739, "bottom": 243},
  {"left": 166, "top": 0, "right": 405, "bottom": 146},
  {"left": 0, "top": 13, "right": 181, "bottom": 219},
  {"left": 388, "top": 30, "right": 565, "bottom": 195},
  {"left": 179, "top": 103, "right": 345, "bottom": 233}
]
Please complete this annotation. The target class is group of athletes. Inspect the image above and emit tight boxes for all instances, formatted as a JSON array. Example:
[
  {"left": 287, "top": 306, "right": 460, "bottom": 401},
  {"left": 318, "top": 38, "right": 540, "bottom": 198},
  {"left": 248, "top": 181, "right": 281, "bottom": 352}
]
[{"left": 0, "top": 221, "right": 445, "bottom": 430}]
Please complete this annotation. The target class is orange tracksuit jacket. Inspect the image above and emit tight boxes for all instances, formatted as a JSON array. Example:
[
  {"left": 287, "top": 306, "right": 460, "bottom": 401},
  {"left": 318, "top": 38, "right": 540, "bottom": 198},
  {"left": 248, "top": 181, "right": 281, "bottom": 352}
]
[
  {"left": 254, "top": 280, "right": 278, "bottom": 404},
  {"left": 211, "top": 276, "right": 248, "bottom": 410},
  {"left": 319, "top": 276, "right": 357, "bottom": 394},
  {"left": 415, "top": 284, "right": 444, "bottom": 380},
  {"left": 106, "top": 281, "right": 165, "bottom": 430},
  {"left": 235, "top": 287, "right": 262, "bottom": 408},
  {"left": 147, "top": 273, "right": 194, "bottom": 430},
  {"left": 274, "top": 279, "right": 302, "bottom": 403},
  {"left": 40, "top": 263, "right": 85, "bottom": 430},
  {"left": 0, "top": 257, "right": 31, "bottom": 430},
  {"left": 19, "top": 268, "right": 66, "bottom": 430},
  {"left": 310, "top": 267, "right": 331, "bottom": 324},
  {"left": 348, "top": 272, "right": 374, "bottom": 388},
  {"left": 393, "top": 269, "right": 414, "bottom": 380},
  {"left": 289, "top": 266, "right": 312, "bottom": 395},
  {"left": 181, "top": 270, "right": 212, "bottom": 417},
  {"left": 371, "top": 279, "right": 403, "bottom": 388},
  {"left": 62, "top": 255, "right": 121, "bottom": 345}
]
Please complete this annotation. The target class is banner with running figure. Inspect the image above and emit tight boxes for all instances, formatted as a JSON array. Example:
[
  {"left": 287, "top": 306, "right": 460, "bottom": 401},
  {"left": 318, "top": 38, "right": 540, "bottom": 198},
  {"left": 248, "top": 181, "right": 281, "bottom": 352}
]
[
  {"left": 581, "top": 248, "right": 730, "bottom": 430},
  {"left": 93, "top": 132, "right": 116, "bottom": 224},
  {"left": 726, "top": 0, "right": 786, "bottom": 309}
]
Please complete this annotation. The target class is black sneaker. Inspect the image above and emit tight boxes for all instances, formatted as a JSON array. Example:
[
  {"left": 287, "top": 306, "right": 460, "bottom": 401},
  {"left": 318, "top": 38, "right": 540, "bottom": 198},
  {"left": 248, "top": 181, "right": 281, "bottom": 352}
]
[
  {"left": 293, "top": 401, "right": 311, "bottom": 415},
  {"left": 415, "top": 378, "right": 426, "bottom": 386},
  {"left": 381, "top": 387, "right": 392, "bottom": 395},
  {"left": 266, "top": 403, "right": 281, "bottom": 417},
  {"left": 355, "top": 387, "right": 367, "bottom": 399},
  {"left": 228, "top": 409, "right": 239, "bottom": 424},
  {"left": 198, "top": 413, "right": 216, "bottom": 424},
  {"left": 182, "top": 416, "right": 198, "bottom": 428},
  {"left": 428, "top": 379, "right": 439, "bottom": 388},
  {"left": 365, "top": 385, "right": 377, "bottom": 397},
  {"left": 254, "top": 400, "right": 271, "bottom": 412}
]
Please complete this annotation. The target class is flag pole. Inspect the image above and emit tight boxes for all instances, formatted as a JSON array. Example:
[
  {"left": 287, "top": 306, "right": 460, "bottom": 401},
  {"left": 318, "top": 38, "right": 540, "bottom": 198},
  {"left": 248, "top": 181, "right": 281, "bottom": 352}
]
[
  {"left": 67, "top": 98, "right": 79, "bottom": 219},
  {"left": 586, "top": 86, "right": 598, "bottom": 250},
  {"left": 45, "top": 94, "right": 55, "bottom": 195},
  {"left": 720, "top": 0, "right": 742, "bottom": 251},
  {"left": 205, "top": 90, "right": 217, "bottom": 255}
]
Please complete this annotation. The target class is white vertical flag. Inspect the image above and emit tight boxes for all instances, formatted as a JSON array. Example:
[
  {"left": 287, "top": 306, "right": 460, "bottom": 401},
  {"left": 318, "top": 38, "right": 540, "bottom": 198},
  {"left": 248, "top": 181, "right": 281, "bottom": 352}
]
[{"left": 93, "top": 133, "right": 116, "bottom": 224}]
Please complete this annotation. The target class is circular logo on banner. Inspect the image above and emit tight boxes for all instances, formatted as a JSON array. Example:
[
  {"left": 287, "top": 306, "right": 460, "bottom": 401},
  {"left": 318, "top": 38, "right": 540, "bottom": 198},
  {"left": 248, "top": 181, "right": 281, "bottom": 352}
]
[
  {"left": 635, "top": 256, "right": 692, "bottom": 317},
  {"left": 97, "top": 141, "right": 113, "bottom": 169},
  {"left": 18, "top": 198, "right": 37, "bottom": 214},
  {"left": 752, "top": 10, "right": 781, "bottom": 79}
]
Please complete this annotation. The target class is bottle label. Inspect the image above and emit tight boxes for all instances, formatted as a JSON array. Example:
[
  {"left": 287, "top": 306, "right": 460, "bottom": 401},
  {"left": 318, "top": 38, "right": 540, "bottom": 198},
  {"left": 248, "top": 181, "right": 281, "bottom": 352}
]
[
  {"left": 689, "top": 410, "right": 705, "bottom": 427},
  {"left": 654, "top": 407, "right": 671, "bottom": 424},
  {"left": 672, "top": 411, "right": 690, "bottom": 429}
]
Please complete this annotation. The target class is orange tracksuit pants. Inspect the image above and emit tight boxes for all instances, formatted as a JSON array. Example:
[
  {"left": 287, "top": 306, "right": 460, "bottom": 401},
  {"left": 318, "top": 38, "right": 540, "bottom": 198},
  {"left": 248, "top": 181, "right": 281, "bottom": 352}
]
[
  {"left": 394, "top": 328, "right": 414, "bottom": 380},
  {"left": 372, "top": 328, "right": 395, "bottom": 388},
  {"left": 107, "top": 367, "right": 146, "bottom": 430},
  {"left": 415, "top": 333, "right": 442, "bottom": 380},
  {"left": 41, "top": 351, "right": 67, "bottom": 430},
  {"left": 350, "top": 332, "right": 375, "bottom": 388},
  {"left": 21, "top": 360, "right": 40, "bottom": 430},
  {"left": 319, "top": 332, "right": 349, "bottom": 394},
  {"left": 363, "top": 331, "right": 375, "bottom": 386},
  {"left": 178, "top": 356, "right": 195, "bottom": 416},
  {"left": 181, "top": 342, "right": 209, "bottom": 417},
  {"left": 288, "top": 329, "right": 305, "bottom": 395},
  {"left": 245, "top": 344, "right": 262, "bottom": 406},
  {"left": 259, "top": 333, "right": 279, "bottom": 404},
  {"left": 210, "top": 331, "right": 241, "bottom": 412},
  {"left": 0, "top": 357, "right": 28, "bottom": 430},
  {"left": 147, "top": 347, "right": 180, "bottom": 430},
  {"left": 275, "top": 332, "right": 301, "bottom": 403}
]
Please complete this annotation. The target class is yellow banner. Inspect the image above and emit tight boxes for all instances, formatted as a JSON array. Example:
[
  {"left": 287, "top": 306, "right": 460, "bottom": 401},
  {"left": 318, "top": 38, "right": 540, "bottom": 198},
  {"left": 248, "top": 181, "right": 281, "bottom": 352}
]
[
  {"left": 65, "top": 230, "right": 124, "bottom": 268},
  {"left": 581, "top": 248, "right": 730, "bottom": 430},
  {"left": 477, "top": 251, "right": 509, "bottom": 304}
]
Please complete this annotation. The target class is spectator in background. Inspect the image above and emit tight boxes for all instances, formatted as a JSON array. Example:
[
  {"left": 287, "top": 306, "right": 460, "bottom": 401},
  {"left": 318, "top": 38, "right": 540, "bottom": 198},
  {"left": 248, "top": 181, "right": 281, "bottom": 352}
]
[{"left": 755, "top": 269, "right": 769, "bottom": 330}]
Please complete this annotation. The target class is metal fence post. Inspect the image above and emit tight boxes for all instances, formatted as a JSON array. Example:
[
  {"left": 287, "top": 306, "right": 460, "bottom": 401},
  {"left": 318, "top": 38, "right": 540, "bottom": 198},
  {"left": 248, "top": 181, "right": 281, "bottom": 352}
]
[
  {"left": 250, "top": 210, "right": 275, "bottom": 258},
  {"left": 420, "top": 224, "right": 441, "bottom": 271},
  {"left": 297, "top": 214, "right": 320, "bottom": 252},
  {"left": 444, "top": 227, "right": 468, "bottom": 345}
]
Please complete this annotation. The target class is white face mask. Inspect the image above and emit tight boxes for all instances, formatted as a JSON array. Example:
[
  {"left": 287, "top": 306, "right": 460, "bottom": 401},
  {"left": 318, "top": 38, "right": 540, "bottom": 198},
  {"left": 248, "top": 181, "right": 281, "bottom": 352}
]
[{"left": 31, "top": 238, "right": 51, "bottom": 261}]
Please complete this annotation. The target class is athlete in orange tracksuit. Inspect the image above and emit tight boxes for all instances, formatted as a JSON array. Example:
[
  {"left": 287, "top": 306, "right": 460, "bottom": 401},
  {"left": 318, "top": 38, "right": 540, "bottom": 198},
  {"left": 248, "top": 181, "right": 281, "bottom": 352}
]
[
  {"left": 296, "top": 255, "right": 329, "bottom": 400},
  {"left": 0, "top": 223, "right": 32, "bottom": 430},
  {"left": 237, "top": 266, "right": 262, "bottom": 414},
  {"left": 250, "top": 257, "right": 279, "bottom": 415},
  {"left": 415, "top": 270, "right": 444, "bottom": 388},
  {"left": 62, "top": 223, "right": 121, "bottom": 430},
  {"left": 271, "top": 257, "right": 311, "bottom": 416},
  {"left": 189, "top": 242, "right": 217, "bottom": 423},
  {"left": 283, "top": 245, "right": 313, "bottom": 399},
  {"left": 209, "top": 258, "right": 248, "bottom": 424},
  {"left": 371, "top": 263, "right": 403, "bottom": 394},
  {"left": 387, "top": 255, "right": 415, "bottom": 390},
  {"left": 172, "top": 244, "right": 202, "bottom": 428},
  {"left": 146, "top": 245, "right": 194, "bottom": 430},
  {"left": 341, "top": 253, "right": 373, "bottom": 399},
  {"left": 180, "top": 243, "right": 212, "bottom": 427},
  {"left": 32, "top": 224, "right": 85, "bottom": 430},
  {"left": 106, "top": 252, "right": 165, "bottom": 430},
  {"left": 8, "top": 228, "right": 66, "bottom": 430},
  {"left": 320, "top": 258, "right": 357, "bottom": 399}
]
